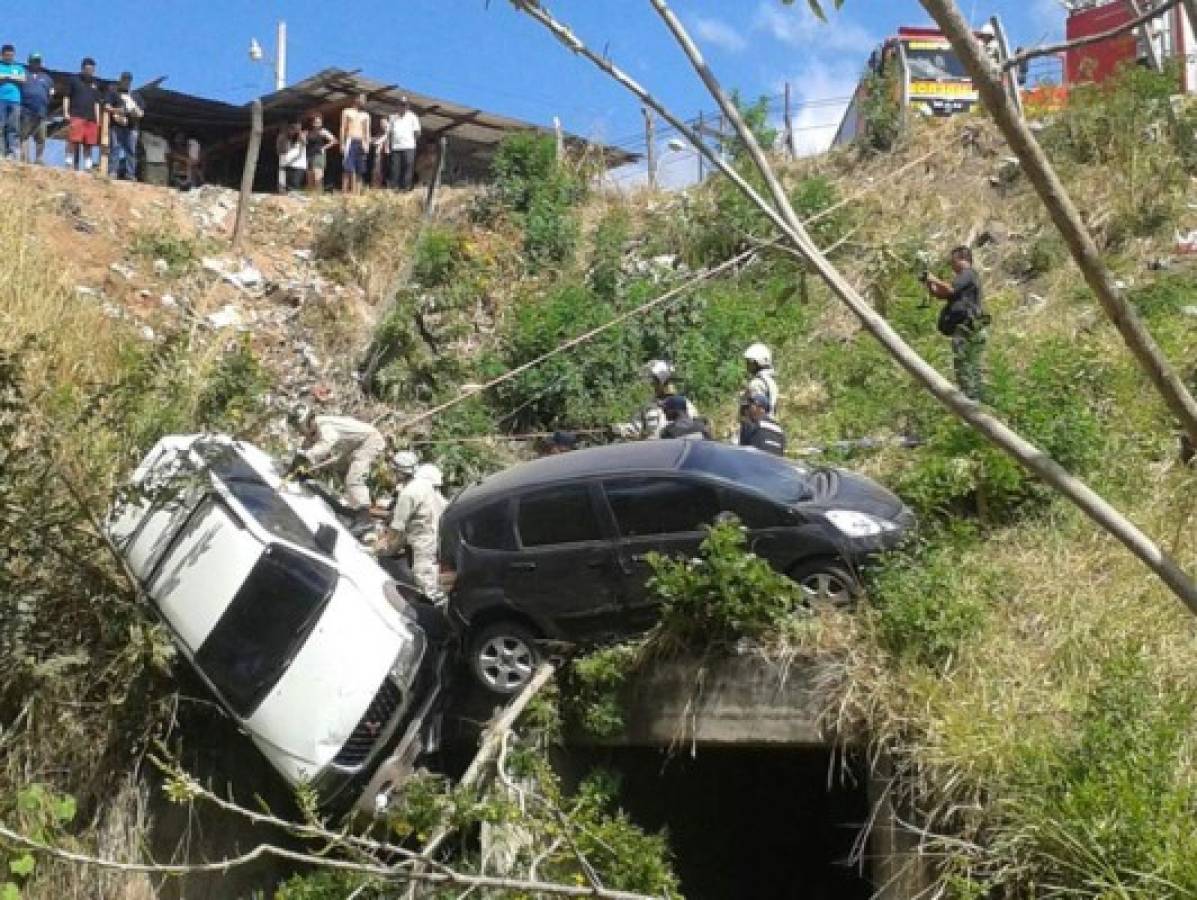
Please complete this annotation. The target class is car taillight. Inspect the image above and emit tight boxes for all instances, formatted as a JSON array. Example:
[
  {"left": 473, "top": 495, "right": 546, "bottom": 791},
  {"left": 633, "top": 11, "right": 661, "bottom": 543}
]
[{"left": 438, "top": 564, "right": 457, "bottom": 595}]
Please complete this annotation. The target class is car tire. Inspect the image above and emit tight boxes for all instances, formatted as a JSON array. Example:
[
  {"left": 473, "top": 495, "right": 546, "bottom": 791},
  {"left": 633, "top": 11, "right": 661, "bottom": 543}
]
[
  {"left": 468, "top": 621, "right": 541, "bottom": 696},
  {"left": 789, "top": 559, "right": 861, "bottom": 609}
]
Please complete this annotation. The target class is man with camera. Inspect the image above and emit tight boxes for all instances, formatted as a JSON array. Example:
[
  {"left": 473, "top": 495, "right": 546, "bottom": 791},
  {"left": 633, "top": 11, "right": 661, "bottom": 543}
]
[{"left": 921, "top": 245, "right": 989, "bottom": 401}]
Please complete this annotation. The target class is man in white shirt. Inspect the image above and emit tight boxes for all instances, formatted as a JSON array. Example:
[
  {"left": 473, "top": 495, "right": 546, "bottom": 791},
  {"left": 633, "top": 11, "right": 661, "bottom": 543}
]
[{"left": 384, "top": 96, "right": 421, "bottom": 191}]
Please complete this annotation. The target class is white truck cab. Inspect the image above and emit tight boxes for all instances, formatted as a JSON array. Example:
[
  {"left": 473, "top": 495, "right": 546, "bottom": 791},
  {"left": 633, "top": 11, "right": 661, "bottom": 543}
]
[{"left": 106, "top": 434, "right": 444, "bottom": 813}]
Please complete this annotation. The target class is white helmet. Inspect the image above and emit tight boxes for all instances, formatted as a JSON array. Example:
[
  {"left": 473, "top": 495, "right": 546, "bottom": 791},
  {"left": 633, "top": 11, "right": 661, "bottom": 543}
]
[
  {"left": 393, "top": 450, "right": 419, "bottom": 475},
  {"left": 743, "top": 342, "right": 773, "bottom": 368},
  {"left": 414, "top": 463, "right": 443, "bottom": 487},
  {"left": 642, "top": 359, "right": 674, "bottom": 384}
]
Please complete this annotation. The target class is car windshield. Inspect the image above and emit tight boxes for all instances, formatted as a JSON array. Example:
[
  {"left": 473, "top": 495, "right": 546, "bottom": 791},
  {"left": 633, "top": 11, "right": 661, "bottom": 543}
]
[
  {"left": 905, "top": 47, "right": 969, "bottom": 80},
  {"left": 196, "top": 442, "right": 320, "bottom": 552},
  {"left": 195, "top": 544, "right": 337, "bottom": 718},
  {"left": 681, "top": 443, "right": 813, "bottom": 505}
]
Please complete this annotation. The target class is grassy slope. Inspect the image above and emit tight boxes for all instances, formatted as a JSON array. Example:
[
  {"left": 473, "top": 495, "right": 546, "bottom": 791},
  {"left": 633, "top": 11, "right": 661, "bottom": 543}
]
[{"left": 2, "top": 77, "right": 1196, "bottom": 896}]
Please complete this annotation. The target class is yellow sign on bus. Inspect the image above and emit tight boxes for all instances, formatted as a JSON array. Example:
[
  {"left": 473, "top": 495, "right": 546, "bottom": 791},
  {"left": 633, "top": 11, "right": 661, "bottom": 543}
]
[{"left": 910, "top": 80, "right": 977, "bottom": 98}]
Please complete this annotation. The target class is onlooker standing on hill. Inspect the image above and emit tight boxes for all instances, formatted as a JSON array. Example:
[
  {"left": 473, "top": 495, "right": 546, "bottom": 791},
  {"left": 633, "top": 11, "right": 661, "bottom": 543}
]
[
  {"left": 64, "top": 58, "right": 102, "bottom": 172},
  {"left": 384, "top": 97, "right": 421, "bottom": 191},
  {"left": 276, "top": 121, "right": 307, "bottom": 193},
  {"left": 305, "top": 114, "right": 337, "bottom": 192},
  {"left": 924, "top": 245, "right": 989, "bottom": 402},
  {"left": 0, "top": 44, "right": 26, "bottom": 161},
  {"left": 105, "top": 72, "right": 144, "bottom": 181},
  {"left": 340, "top": 93, "right": 371, "bottom": 194},
  {"left": 19, "top": 52, "right": 51, "bottom": 164}
]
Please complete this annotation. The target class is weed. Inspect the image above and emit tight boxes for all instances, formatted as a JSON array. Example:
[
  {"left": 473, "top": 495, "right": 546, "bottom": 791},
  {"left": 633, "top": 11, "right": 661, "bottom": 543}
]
[
  {"left": 195, "top": 337, "right": 272, "bottom": 431},
  {"left": 648, "top": 520, "right": 805, "bottom": 646},
  {"left": 565, "top": 643, "right": 642, "bottom": 738},
  {"left": 867, "top": 538, "right": 992, "bottom": 668},
  {"left": 130, "top": 225, "right": 205, "bottom": 273},
  {"left": 412, "top": 226, "right": 470, "bottom": 288}
]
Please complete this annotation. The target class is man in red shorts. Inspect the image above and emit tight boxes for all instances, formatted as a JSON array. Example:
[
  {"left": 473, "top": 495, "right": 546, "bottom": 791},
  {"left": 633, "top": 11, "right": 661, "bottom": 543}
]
[{"left": 63, "top": 58, "right": 101, "bottom": 171}]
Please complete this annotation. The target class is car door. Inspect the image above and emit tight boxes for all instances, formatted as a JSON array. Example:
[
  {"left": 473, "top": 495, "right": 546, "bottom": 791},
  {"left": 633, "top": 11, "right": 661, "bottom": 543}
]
[
  {"left": 506, "top": 482, "right": 625, "bottom": 641},
  {"left": 714, "top": 485, "right": 798, "bottom": 571},
  {"left": 601, "top": 476, "right": 722, "bottom": 628}
]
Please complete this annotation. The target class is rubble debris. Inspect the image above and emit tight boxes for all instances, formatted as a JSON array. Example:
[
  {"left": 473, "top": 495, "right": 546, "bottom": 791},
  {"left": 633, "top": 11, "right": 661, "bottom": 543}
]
[
  {"left": 153, "top": 258, "right": 170, "bottom": 276},
  {"left": 201, "top": 256, "right": 266, "bottom": 293},
  {"left": 205, "top": 304, "right": 245, "bottom": 330},
  {"left": 181, "top": 185, "right": 240, "bottom": 231},
  {"left": 109, "top": 262, "right": 136, "bottom": 281},
  {"left": 1176, "top": 229, "right": 1197, "bottom": 255}
]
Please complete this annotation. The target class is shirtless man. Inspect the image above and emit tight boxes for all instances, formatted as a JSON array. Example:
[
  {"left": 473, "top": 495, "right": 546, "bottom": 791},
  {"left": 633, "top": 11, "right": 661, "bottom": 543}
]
[{"left": 340, "top": 93, "right": 371, "bottom": 194}]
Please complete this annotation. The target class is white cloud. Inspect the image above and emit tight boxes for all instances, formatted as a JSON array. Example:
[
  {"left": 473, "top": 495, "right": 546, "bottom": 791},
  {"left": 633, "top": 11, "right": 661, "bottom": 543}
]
[
  {"left": 693, "top": 16, "right": 748, "bottom": 53},
  {"left": 1029, "top": 0, "right": 1065, "bottom": 41},
  {"left": 772, "top": 61, "right": 861, "bottom": 157},
  {"left": 753, "top": 1, "right": 876, "bottom": 54}
]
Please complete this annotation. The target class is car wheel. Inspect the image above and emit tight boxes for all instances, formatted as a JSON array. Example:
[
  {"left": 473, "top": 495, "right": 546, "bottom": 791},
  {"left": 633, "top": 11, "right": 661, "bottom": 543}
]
[
  {"left": 469, "top": 622, "right": 541, "bottom": 696},
  {"left": 789, "top": 560, "right": 861, "bottom": 609}
]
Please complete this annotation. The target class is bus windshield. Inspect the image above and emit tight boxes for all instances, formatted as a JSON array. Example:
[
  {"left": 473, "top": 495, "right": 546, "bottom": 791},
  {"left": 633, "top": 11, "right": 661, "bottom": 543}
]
[{"left": 905, "top": 46, "right": 969, "bottom": 81}]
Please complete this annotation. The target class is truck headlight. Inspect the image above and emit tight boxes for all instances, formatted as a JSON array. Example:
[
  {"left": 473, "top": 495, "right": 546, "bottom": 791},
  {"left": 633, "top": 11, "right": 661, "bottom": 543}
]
[
  {"left": 389, "top": 628, "right": 427, "bottom": 687},
  {"left": 825, "top": 509, "right": 897, "bottom": 538}
]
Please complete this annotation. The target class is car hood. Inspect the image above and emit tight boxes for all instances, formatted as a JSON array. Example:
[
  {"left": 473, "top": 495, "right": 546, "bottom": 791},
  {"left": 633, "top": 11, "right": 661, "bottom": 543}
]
[
  {"left": 242, "top": 580, "right": 420, "bottom": 784},
  {"left": 803, "top": 467, "right": 909, "bottom": 522}
]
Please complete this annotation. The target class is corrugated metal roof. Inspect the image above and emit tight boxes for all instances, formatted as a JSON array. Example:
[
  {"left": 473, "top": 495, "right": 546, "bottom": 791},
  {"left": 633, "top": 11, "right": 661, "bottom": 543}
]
[{"left": 255, "top": 68, "right": 636, "bottom": 167}]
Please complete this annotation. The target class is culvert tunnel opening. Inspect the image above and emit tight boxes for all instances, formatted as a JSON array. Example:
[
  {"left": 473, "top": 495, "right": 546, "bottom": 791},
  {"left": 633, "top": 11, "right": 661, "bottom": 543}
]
[{"left": 571, "top": 745, "right": 873, "bottom": 900}]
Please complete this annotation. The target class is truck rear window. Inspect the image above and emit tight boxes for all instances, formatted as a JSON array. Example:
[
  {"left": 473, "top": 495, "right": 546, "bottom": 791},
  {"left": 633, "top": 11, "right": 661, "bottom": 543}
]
[
  {"left": 196, "top": 442, "right": 320, "bottom": 552},
  {"left": 195, "top": 544, "right": 336, "bottom": 717}
]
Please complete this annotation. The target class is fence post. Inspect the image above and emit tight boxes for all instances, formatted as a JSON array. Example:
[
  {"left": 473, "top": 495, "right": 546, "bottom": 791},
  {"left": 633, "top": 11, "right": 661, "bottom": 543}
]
[
  {"left": 232, "top": 100, "right": 263, "bottom": 252},
  {"left": 643, "top": 106, "right": 657, "bottom": 190},
  {"left": 784, "top": 81, "right": 795, "bottom": 159},
  {"left": 424, "top": 135, "right": 448, "bottom": 219},
  {"left": 553, "top": 116, "right": 564, "bottom": 160}
]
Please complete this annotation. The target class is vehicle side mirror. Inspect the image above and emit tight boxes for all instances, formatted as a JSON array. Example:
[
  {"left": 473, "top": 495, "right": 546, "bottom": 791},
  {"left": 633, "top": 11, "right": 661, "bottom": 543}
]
[{"left": 315, "top": 523, "right": 339, "bottom": 554}]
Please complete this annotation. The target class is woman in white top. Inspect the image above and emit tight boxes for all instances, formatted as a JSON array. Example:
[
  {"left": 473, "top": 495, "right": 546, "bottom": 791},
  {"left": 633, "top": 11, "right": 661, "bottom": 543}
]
[{"left": 276, "top": 122, "right": 307, "bottom": 193}]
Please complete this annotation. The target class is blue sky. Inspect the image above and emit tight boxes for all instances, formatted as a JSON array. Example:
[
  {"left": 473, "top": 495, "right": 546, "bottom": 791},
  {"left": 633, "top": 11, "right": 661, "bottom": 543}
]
[{"left": 3, "top": 1, "right": 1064, "bottom": 179}]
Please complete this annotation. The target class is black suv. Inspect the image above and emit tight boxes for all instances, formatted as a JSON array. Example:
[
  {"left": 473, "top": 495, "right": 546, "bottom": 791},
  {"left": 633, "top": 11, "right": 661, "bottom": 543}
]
[{"left": 440, "top": 441, "right": 915, "bottom": 694}]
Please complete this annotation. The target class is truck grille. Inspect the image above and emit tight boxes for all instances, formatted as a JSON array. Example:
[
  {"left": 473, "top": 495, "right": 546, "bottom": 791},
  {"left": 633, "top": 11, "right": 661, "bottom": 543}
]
[{"left": 333, "top": 679, "right": 403, "bottom": 769}]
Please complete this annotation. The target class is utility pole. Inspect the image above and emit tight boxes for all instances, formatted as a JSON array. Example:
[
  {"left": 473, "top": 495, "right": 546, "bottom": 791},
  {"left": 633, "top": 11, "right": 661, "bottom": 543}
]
[
  {"left": 553, "top": 116, "right": 564, "bottom": 161},
  {"left": 696, "top": 111, "right": 705, "bottom": 181},
  {"left": 233, "top": 100, "right": 264, "bottom": 252},
  {"left": 276, "top": 20, "right": 287, "bottom": 90},
  {"left": 783, "top": 81, "right": 795, "bottom": 159},
  {"left": 643, "top": 106, "right": 657, "bottom": 189}
]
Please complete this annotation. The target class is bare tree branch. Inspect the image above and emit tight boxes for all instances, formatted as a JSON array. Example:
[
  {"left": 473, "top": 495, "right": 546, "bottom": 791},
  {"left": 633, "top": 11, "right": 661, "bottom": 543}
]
[
  {"left": 1004, "top": 0, "right": 1182, "bottom": 71},
  {"left": 508, "top": 0, "right": 1197, "bottom": 613},
  {"left": 0, "top": 818, "right": 659, "bottom": 900},
  {"left": 405, "top": 662, "right": 558, "bottom": 898}
]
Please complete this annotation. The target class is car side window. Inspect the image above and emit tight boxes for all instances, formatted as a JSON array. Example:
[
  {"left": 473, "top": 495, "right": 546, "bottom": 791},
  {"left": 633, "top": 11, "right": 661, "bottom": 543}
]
[
  {"left": 517, "top": 485, "right": 602, "bottom": 548},
  {"left": 717, "top": 487, "right": 788, "bottom": 529},
  {"left": 604, "top": 478, "right": 721, "bottom": 537},
  {"left": 465, "top": 501, "right": 517, "bottom": 550}
]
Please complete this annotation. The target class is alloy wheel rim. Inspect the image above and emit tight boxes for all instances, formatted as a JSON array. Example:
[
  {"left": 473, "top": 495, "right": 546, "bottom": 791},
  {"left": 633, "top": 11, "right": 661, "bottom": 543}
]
[
  {"left": 800, "top": 572, "right": 852, "bottom": 607},
  {"left": 478, "top": 635, "right": 534, "bottom": 692}
]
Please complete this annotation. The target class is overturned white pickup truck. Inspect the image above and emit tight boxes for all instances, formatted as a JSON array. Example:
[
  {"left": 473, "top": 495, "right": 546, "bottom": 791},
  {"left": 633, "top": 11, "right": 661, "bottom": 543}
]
[{"left": 106, "top": 434, "right": 448, "bottom": 814}]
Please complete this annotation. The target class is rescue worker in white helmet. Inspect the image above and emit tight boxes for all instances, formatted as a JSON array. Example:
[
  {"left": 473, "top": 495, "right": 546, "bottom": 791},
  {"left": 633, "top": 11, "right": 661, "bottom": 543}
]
[
  {"left": 743, "top": 343, "right": 780, "bottom": 416},
  {"left": 613, "top": 359, "right": 698, "bottom": 440},
  {"left": 381, "top": 452, "right": 448, "bottom": 600},
  {"left": 288, "top": 408, "right": 386, "bottom": 513}
]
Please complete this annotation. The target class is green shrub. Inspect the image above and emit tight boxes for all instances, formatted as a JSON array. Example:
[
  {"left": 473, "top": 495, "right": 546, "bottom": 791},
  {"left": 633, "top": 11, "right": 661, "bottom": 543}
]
[
  {"left": 860, "top": 68, "right": 902, "bottom": 153},
  {"left": 481, "top": 133, "right": 587, "bottom": 269},
  {"left": 411, "top": 226, "right": 469, "bottom": 288},
  {"left": 588, "top": 208, "right": 631, "bottom": 302},
  {"left": 867, "top": 537, "right": 991, "bottom": 668},
  {"left": 1007, "top": 233, "right": 1066, "bottom": 280},
  {"left": 647, "top": 520, "right": 805, "bottom": 646},
  {"left": 566, "top": 642, "right": 641, "bottom": 738},
  {"left": 195, "top": 337, "right": 272, "bottom": 430},
  {"left": 275, "top": 872, "right": 381, "bottom": 900}
]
